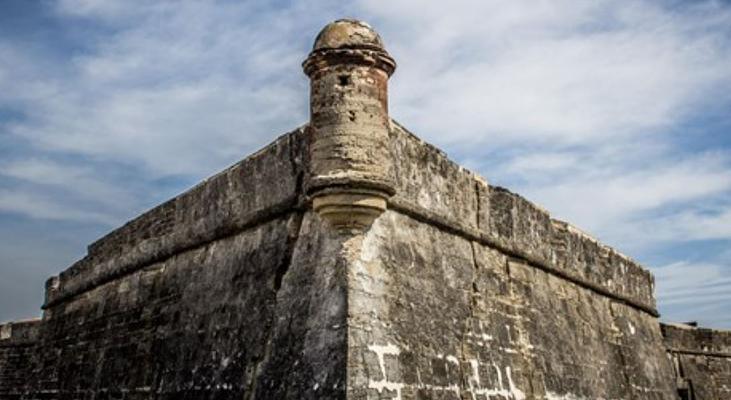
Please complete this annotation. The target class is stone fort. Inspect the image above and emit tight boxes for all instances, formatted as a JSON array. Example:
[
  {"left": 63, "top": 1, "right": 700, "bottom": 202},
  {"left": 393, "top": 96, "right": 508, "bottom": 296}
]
[{"left": 1, "top": 19, "right": 729, "bottom": 400}]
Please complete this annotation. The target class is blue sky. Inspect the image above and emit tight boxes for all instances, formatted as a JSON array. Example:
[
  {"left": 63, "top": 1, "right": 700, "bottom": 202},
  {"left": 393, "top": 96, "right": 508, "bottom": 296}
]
[{"left": 1, "top": 0, "right": 730, "bottom": 328}]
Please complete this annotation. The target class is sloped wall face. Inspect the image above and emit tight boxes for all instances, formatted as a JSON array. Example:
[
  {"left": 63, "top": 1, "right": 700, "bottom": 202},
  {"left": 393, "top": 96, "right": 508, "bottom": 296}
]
[
  {"left": 662, "top": 324, "right": 731, "bottom": 399},
  {"left": 347, "top": 211, "right": 677, "bottom": 399},
  {"left": 24, "top": 212, "right": 347, "bottom": 400}
]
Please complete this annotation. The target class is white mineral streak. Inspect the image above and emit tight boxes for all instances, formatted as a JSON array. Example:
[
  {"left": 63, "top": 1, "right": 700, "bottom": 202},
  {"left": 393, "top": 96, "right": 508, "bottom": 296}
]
[
  {"left": 495, "top": 363, "right": 504, "bottom": 390},
  {"left": 368, "top": 343, "right": 403, "bottom": 400},
  {"left": 506, "top": 367, "right": 526, "bottom": 400},
  {"left": 463, "top": 362, "right": 525, "bottom": 400},
  {"left": 465, "top": 327, "right": 494, "bottom": 346},
  {"left": 468, "top": 359, "right": 481, "bottom": 387},
  {"left": 367, "top": 345, "right": 527, "bottom": 400}
]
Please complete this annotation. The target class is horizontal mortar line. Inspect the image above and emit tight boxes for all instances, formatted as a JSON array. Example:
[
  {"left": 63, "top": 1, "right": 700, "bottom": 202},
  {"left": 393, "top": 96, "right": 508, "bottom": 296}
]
[
  {"left": 666, "top": 347, "right": 731, "bottom": 358},
  {"left": 388, "top": 197, "right": 660, "bottom": 318},
  {"left": 44, "top": 197, "right": 306, "bottom": 309}
]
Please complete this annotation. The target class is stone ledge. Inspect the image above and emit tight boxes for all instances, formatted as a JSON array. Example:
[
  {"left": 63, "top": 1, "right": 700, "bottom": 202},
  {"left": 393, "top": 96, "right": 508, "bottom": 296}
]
[
  {"left": 666, "top": 347, "right": 731, "bottom": 358},
  {"left": 662, "top": 322, "right": 731, "bottom": 355}
]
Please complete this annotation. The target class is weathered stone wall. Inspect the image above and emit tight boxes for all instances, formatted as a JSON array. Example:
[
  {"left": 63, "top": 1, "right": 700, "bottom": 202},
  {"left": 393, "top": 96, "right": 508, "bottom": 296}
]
[
  {"left": 1, "top": 117, "right": 719, "bottom": 400},
  {"left": 0, "top": 120, "right": 689, "bottom": 400},
  {"left": 45, "top": 127, "right": 307, "bottom": 310},
  {"left": 342, "top": 121, "right": 677, "bottom": 399},
  {"left": 8, "top": 127, "right": 347, "bottom": 399},
  {"left": 347, "top": 210, "right": 676, "bottom": 399},
  {"left": 662, "top": 323, "right": 731, "bottom": 399},
  {"left": 0, "top": 320, "right": 40, "bottom": 399},
  {"left": 388, "top": 121, "right": 656, "bottom": 316},
  {"left": 5, "top": 102, "right": 731, "bottom": 400},
  {"left": 24, "top": 211, "right": 347, "bottom": 399}
]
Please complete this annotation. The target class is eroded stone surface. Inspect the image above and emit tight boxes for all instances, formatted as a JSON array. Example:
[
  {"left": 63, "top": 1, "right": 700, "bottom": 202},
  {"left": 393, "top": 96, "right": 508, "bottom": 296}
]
[
  {"left": 346, "top": 211, "right": 677, "bottom": 400},
  {"left": 313, "top": 19, "right": 385, "bottom": 51},
  {"left": 304, "top": 19, "right": 396, "bottom": 229},
  {"left": 662, "top": 323, "right": 731, "bottom": 399},
  {"left": 389, "top": 121, "right": 657, "bottom": 315},
  {"left": 0, "top": 319, "right": 40, "bottom": 399}
]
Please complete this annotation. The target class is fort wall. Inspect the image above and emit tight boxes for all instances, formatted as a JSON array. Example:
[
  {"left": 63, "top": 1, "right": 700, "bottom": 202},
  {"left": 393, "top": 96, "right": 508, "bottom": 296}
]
[
  {"left": 343, "top": 122, "right": 676, "bottom": 399},
  {"left": 662, "top": 323, "right": 731, "bottom": 399},
  {"left": 45, "top": 127, "right": 307, "bottom": 310},
  {"left": 1, "top": 18, "right": 729, "bottom": 400},
  {"left": 0, "top": 319, "right": 41, "bottom": 399},
  {"left": 16, "top": 128, "right": 349, "bottom": 398},
  {"left": 0, "top": 119, "right": 688, "bottom": 399},
  {"left": 388, "top": 122, "right": 656, "bottom": 314}
]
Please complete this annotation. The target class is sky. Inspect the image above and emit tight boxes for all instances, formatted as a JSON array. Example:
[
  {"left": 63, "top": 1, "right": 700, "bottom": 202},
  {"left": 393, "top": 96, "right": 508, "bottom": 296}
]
[{"left": 1, "top": 0, "right": 730, "bottom": 328}]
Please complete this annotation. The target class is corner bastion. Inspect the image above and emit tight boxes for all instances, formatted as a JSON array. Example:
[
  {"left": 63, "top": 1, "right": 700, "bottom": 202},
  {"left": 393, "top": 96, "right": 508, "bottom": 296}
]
[{"left": 1, "top": 19, "right": 728, "bottom": 400}]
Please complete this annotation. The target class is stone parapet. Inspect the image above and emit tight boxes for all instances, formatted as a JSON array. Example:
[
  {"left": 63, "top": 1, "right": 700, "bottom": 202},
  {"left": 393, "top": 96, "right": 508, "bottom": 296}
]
[
  {"left": 662, "top": 322, "right": 731, "bottom": 356},
  {"left": 44, "top": 128, "right": 307, "bottom": 308},
  {"left": 0, "top": 319, "right": 41, "bottom": 347},
  {"left": 389, "top": 121, "right": 657, "bottom": 315}
]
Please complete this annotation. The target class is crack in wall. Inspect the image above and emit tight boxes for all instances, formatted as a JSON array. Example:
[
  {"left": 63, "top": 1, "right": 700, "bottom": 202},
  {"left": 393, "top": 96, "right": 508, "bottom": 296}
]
[
  {"left": 503, "top": 257, "right": 538, "bottom": 399},
  {"left": 457, "top": 240, "right": 481, "bottom": 395},
  {"left": 244, "top": 211, "right": 305, "bottom": 400}
]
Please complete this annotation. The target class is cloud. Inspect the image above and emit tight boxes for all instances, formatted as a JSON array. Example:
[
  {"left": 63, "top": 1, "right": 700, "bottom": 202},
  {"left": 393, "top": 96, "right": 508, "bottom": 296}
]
[
  {"left": 54, "top": 0, "right": 164, "bottom": 20},
  {"left": 4, "top": 1, "right": 729, "bottom": 176},
  {"left": 0, "top": 157, "right": 146, "bottom": 224},
  {"left": 1, "top": 158, "right": 131, "bottom": 203},
  {"left": 3, "top": 0, "right": 328, "bottom": 177},
  {"left": 363, "top": 0, "right": 731, "bottom": 147},
  {"left": 516, "top": 151, "right": 731, "bottom": 236},
  {"left": 654, "top": 261, "right": 731, "bottom": 326},
  {"left": 0, "top": 190, "right": 117, "bottom": 225}
]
